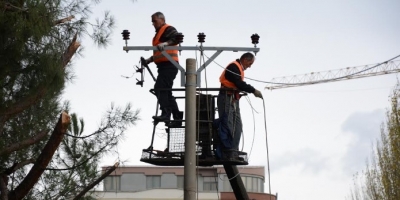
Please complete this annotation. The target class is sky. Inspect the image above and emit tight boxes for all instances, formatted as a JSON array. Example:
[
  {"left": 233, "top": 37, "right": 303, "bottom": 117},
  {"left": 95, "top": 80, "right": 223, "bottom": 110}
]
[{"left": 63, "top": 0, "right": 400, "bottom": 199}]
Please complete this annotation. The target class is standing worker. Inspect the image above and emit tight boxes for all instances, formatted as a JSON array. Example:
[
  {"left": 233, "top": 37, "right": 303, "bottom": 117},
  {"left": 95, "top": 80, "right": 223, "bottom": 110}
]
[
  {"left": 145, "top": 12, "right": 183, "bottom": 127},
  {"left": 217, "top": 52, "right": 263, "bottom": 159}
]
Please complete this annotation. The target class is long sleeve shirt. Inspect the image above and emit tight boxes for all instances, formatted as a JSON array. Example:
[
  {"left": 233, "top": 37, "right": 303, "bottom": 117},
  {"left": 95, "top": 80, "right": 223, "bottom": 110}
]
[
  {"left": 155, "top": 25, "right": 179, "bottom": 45},
  {"left": 223, "top": 59, "right": 255, "bottom": 93}
]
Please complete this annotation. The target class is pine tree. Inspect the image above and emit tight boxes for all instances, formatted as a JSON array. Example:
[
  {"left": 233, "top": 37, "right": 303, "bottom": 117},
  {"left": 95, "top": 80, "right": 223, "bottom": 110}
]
[
  {"left": 0, "top": 1, "right": 138, "bottom": 199},
  {"left": 348, "top": 86, "right": 400, "bottom": 200}
]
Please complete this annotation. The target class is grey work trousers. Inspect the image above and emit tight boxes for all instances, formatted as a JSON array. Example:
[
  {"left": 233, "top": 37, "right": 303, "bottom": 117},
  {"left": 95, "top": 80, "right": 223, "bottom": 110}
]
[{"left": 217, "top": 93, "right": 242, "bottom": 150}]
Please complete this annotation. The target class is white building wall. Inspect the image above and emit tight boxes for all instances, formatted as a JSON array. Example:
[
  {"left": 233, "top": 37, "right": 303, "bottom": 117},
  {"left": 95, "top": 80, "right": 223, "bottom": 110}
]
[{"left": 93, "top": 189, "right": 220, "bottom": 200}]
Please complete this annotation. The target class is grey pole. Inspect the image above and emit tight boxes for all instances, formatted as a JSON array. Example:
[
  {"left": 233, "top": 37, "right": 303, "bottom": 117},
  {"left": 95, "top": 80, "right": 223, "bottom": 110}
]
[{"left": 184, "top": 58, "right": 197, "bottom": 200}]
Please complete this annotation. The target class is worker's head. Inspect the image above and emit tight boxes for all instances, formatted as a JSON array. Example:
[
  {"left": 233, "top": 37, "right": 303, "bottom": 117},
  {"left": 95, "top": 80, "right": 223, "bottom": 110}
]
[
  {"left": 240, "top": 52, "right": 255, "bottom": 70},
  {"left": 151, "top": 12, "right": 166, "bottom": 30}
]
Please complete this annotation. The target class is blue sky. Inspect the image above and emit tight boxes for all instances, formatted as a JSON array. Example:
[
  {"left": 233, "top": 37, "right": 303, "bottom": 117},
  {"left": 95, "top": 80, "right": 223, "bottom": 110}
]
[{"left": 63, "top": 0, "right": 400, "bottom": 199}]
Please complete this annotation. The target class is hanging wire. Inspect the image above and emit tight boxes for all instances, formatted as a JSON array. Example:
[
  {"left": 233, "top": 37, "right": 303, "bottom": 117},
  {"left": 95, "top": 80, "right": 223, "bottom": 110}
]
[
  {"left": 204, "top": 53, "right": 400, "bottom": 86},
  {"left": 201, "top": 52, "right": 221, "bottom": 200},
  {"left": 262, "top": 98, "right": 272, "bottom": 199},
  {"left": 244, "top": 96, "right": 257, "bottom": 162},
  {"left": 121, "top": 59, "right": 141, "bottom": 79}
]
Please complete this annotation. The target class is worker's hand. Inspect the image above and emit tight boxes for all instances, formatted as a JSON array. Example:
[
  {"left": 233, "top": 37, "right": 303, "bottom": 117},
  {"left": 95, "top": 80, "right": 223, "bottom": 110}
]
[
  {"left": 253, "top": 89, "right": 263, "bottom": 99},
  {"left": 157, "top": 42, "right": 169, "bottom": 51}
]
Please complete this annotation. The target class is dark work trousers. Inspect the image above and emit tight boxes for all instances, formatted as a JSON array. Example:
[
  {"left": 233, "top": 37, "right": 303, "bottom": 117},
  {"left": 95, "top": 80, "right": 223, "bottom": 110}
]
[
  {"left": 217, "top": 92, "right": 242, "bottom": 151},
  {"left": 154, "top": 66, "right": 180, "bottom": 115}
]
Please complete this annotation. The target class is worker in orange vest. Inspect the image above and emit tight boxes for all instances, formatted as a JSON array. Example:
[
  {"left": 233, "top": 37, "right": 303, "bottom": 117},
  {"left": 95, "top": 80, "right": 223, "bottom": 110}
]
[
  {"left": 145, "top": 12, "right": 182, "bottom": 127},
  {"left": 218, "top": 52, "right": 263, "bottom": 159}
]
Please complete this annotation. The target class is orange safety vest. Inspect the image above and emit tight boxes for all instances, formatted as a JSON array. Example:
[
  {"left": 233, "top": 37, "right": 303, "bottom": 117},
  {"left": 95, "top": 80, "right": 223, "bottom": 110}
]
[
  {"left": 152, "top": 24, "right": 179, "bottom": 64},
  {"left": 220, "top": 61, "right": 244, "bottom": 99}
]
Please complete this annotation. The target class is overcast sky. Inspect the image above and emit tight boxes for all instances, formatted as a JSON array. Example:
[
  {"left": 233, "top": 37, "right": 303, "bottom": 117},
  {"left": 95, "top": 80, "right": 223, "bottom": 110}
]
[{"left": 63, "top": 1, "right": 400, "bottom": 199}]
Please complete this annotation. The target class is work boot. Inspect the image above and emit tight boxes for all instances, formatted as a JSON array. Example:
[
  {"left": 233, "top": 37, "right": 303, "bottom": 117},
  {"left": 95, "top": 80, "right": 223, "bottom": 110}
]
[
  {"left": 152, "top": 108, "right": 171, "bottom": 122},
  {"left": 168, "top": 111, "right": 183, "bottom": 127}
]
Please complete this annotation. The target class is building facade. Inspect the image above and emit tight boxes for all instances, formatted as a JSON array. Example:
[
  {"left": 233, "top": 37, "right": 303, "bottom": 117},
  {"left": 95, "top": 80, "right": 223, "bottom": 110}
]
[{"left": 92, "top": 165, "right": 276, "bottom": 200}]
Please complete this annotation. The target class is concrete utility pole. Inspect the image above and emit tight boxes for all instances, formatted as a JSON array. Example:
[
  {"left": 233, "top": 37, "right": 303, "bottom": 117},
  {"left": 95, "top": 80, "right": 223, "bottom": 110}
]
[{"left": 184, "top": 58, "right": 197, "bottom": 200}]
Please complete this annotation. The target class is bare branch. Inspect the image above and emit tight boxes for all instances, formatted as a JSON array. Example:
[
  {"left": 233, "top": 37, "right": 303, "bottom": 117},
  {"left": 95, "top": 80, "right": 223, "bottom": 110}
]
[
  {"left": 8, "top": 112, "right": 70, "bottom": 200},
  {"left": 54, "top": 15, "right": 75, "bottom": 25},
  {"left": 62, "top": 33, "right": 81, "bottom": 67},
  {"left": 3, "top": 2, "right": 28, "bottom": 12},
  {"left": 0, "top": 174, "right": 8, "bottom": 200},
  {"left": 4, "top": 159, "right": 36, "bottom": 175},
  {"left": 0, "top": 131, "right": 48, "bottom": 156},
  {"left": 73, "top": 162, "right": 119, "bottom": 200}
]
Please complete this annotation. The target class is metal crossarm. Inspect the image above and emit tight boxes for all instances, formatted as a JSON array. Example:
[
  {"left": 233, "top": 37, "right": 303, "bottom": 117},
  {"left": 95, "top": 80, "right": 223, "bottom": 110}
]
[{"left": 123, "top": 45, "right": 260, "bottom": 87}]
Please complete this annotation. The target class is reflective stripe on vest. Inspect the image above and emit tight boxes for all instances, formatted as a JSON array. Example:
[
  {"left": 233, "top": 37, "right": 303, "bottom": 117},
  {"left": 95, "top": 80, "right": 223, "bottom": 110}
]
[{"left": 152, "top": 24, "right": 179, "bottom": 64}]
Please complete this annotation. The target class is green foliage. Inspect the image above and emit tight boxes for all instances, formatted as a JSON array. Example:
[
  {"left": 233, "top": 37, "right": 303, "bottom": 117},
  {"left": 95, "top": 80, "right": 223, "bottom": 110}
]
[
  {"left": 0, "top": 0, "right": 136, "bottom": 199},
  {"left": 348, "top": 88, "right": 400, "bottom": 200},
  {"left": 35, "top": 106, "right": 139, "bottom": 199}
]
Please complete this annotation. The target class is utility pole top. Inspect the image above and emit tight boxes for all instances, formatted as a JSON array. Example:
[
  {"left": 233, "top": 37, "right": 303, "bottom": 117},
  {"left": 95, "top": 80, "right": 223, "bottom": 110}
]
[{"left": 121, "top": 30, "right": 261, "bottom": 87}]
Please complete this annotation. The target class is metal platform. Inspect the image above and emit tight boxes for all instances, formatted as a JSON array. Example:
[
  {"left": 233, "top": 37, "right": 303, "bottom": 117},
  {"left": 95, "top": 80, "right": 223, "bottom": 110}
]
[
  {"left": 142, "top": 93, "right": 249, "bottom": 167},
  {"left": 140, "top": 148, "right": 248, "bottom": 166}
]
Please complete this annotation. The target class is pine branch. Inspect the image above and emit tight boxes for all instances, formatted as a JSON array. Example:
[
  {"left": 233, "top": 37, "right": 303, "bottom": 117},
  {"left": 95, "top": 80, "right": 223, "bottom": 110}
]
[
  {"left": 62, "top": 33, "right": 81, "bottom": 67},
  {"left": 0, "top": 131, "right": 48, "bottom": 156},
  {"left": 0, "top": 87, "right": 47, "bottom": 133},
  {"left": 0, "top": 34, "right": 80, "bottom": 132},
  {"left": 46, "top": 142, "right": 108, "bottom": 171},
  {"left": 3, "top": 2, "right": 28, "bottom": 12},
  {"left": 54, "top": 15, "right": 75, "bottom": 25},
  {"left": 4, "top": 159, "right": 36, "bottom": 175},
  {"left": 72, "top": 162, "right": 119, "bottom": 200},
  {"left": 8, "top": 112, "right": 70, "bottom": 200}
]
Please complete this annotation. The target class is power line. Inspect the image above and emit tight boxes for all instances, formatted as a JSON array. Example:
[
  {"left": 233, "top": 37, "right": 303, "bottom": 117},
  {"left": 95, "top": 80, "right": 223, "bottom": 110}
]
[{"left": 203, "top": 53, "right": 400, "bottom": 87}]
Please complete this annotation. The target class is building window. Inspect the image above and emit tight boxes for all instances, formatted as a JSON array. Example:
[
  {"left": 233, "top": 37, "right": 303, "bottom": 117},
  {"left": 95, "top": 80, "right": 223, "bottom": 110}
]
[
  {"left": 104, "top": 176, "right": 120, "bottom": 191},
  {"left": 246, "top": 176, "right": 253, "bottom": 192},
  {"left": 146, "top": 175, "right": 161, "bottom": 189},
  {"left": 223, "top": 175, "right": 232, "bottom": 192},
  {"left": 242, "top": 176, "right": 263, "bottom": 192},
  {"left": 219, "top": 175, "right": 264, "bottom": 193},
  {"left": 203, "top": 177, "right": 217, "bottom": 191},
  {"left": 252, "top": 177, "right": 258, "bottom": 192},
  {"left": 177, "top": 175, "right": 184, "bottom": 189}
]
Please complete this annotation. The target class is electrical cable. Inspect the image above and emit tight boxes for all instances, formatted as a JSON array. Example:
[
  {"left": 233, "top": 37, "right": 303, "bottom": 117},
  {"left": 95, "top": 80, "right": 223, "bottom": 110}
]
[
  {"left": 262, "top": 98, "right": 272, "bottom": 199},
  {"left": 204, "top": 53, "right": 400, "bottom": 86},
  {"left": 201, "top": 52, "right": 221, "bottom": 200},
  {"left": 121, "top": 60, "right": 141, "bottom": 79},
  {"left": 244, "top": 96, "right": 257, "bottom": 163}
]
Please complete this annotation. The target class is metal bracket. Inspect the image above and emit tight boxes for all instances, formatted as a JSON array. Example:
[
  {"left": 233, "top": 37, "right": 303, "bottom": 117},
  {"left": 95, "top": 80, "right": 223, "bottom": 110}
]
[{"left": 123, "top": 46, "right": 260, "bottom": 87}]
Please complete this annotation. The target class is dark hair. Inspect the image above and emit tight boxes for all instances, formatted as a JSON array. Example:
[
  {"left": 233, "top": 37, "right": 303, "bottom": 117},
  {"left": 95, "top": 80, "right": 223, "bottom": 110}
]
[
  {"left": 240, "top": 52, "right": 255, "bottom": 61},
  {"left": 152, "top": 12, "right": 165, "bottom": 20}
]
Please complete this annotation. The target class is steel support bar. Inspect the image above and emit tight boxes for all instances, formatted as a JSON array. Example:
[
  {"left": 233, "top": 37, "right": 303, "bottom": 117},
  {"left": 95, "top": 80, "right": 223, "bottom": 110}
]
[
  {"left": 223, "top": 164, "right": 249, "bottom": 200},
  {"left": 161, "top": 51, "right": 186, "bottom": 86},
  {"left": 123, "top": 45, "right": 259, "bottom": 87},
  {"left": 196, "top": 50, "right": 222, "bottom": 86},
  {"left": 123, "top": 46, "right": 260, "bottom": 52}
]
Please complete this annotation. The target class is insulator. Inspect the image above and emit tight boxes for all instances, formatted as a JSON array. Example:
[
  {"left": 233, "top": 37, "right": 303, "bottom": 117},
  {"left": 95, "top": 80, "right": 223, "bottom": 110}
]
[
  {"left": 197, "top": 32, "right": 206, "bottom": 43},
  {"left": 175, "top": 32, "right": 184, "bottom": 44},
  {"left": 251, "top": 33, "right": 260, "bottom": 45},
  {"left": 122, "top": 30, "right": 130, "bottom": 40}
]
